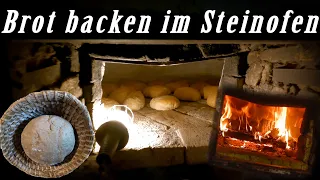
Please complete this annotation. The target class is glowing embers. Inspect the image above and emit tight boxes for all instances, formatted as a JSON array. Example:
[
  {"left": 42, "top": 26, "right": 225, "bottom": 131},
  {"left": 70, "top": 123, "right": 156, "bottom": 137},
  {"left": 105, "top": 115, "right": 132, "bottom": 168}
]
[{"left": 218, "top": 95, "right": 306, "bottom": 158}]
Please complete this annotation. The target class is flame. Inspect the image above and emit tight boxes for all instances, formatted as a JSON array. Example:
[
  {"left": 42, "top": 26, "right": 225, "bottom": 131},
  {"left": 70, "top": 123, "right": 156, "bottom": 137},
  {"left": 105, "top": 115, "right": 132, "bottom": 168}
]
[{"left": 220, "top": 95, "right": 306, "bottom": 150}]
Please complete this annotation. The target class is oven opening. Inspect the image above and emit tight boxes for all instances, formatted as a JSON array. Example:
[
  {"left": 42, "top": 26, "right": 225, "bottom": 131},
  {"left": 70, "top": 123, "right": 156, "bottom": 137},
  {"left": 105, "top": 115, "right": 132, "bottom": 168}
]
[{"left": 217, "top": 95, "right": 308, "bottom": 169}]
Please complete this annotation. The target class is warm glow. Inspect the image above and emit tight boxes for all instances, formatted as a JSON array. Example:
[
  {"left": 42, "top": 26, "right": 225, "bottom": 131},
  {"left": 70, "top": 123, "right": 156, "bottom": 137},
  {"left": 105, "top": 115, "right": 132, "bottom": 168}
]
[
  {"left": 220, "top": 95, "right": 306, "bottom": 151},
  {"left": 93, "top": 103, "right": 134, "bottom": 130},
  {"left": 92, "top": 103, "right": 134, "bottom": 153}
]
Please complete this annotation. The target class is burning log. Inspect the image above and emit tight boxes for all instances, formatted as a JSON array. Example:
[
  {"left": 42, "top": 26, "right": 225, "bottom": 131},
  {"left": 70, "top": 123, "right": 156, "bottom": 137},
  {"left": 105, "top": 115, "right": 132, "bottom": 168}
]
[{"left": 222, "top": 130, "right": 288, "bottom": 149}]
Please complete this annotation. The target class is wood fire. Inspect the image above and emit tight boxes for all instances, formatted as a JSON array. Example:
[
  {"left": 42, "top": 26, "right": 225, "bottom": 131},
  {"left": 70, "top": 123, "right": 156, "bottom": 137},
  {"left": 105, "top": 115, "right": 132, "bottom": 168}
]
[{"left": 218, "top": 95, "right": 306, "bottom": 159}]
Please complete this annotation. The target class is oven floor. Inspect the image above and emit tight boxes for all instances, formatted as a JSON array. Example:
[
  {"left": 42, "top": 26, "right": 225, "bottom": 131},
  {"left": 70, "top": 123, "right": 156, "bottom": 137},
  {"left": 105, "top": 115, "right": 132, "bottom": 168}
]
[{"left": 92, "top": 99, "right": 215, "bottom": 169}]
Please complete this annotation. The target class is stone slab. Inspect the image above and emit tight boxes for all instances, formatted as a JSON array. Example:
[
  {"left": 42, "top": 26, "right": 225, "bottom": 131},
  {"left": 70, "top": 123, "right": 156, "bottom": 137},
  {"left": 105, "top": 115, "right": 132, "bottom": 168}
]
[
  {"left": 176, "top": 127, "right": 212, "bottom": 165},
  {"left": 273, "top": 69, "right": 320, "bottom": 86}
]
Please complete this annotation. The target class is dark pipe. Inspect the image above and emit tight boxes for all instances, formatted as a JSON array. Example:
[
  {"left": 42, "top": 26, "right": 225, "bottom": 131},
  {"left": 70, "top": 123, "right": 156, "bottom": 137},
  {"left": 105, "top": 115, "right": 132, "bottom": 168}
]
[{"left": 95, "top": 120, "right": 129, "bottom": 178}]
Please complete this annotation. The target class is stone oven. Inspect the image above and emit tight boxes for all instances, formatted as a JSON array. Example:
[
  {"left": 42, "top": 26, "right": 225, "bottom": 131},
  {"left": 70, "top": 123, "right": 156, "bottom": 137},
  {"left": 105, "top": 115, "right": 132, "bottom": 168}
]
[{"left": 3, "top": 41, "right": 320, "bottom": 178}]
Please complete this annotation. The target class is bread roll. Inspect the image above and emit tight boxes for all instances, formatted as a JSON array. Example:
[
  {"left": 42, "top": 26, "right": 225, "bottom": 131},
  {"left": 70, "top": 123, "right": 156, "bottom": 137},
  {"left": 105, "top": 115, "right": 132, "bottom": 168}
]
[
  {"left": 21, "top": 115, "right": 75, "bottom": 165},
  {"left": 143, "top": 85, "right": 171, "bottom": 98},
  {"left": 123, "top": 91, "right": 145, "bottom": 111},
  {"left": 150, "top": 95, "right": 180, "bottom": 110},
  {"left": 165, "top": 80, "right": 189, "bottom": 92},
  {"left": 207, "top": 93, "right": 218, "bottom": 108},
  {"left": 190, "top": 81, "right": 210, "bottom": 97},
  {"left": 109, "top": 86, "right": 134, "bottom": 104},
  {"left": 174, "top": 87, "right": 201, "bottom": 101},
  {"left": 101, "top": 98, "right": 120, "bottom": 110},
  {"left": 102, "top": 82, "right": 119, "bottom": 97},
  {"left": 203, "top": 86, "right": 218, "bottom": 99},
  {"left": 121, "top": 80, "right": 147, "bottom": 91}
]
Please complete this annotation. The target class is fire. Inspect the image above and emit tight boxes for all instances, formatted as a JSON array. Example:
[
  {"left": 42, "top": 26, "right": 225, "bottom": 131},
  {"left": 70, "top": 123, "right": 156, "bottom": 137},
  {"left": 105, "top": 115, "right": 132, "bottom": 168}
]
[{"left": 220, "top": 95, "right": 306, "bottom": 150}]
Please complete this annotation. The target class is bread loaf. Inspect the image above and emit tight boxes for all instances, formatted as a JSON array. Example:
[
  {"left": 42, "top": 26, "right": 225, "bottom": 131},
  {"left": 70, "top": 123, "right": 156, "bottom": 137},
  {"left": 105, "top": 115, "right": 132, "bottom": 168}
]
[
  {"left": 123, "top": 91, "right": 145, "bottom": 111},
  {"left": 174, "top": 87, "right": 201, "bottom": 101},
  {"left": 190, "top": 81, "right": 210, "bottom": 97},
  {"left": 203, "top": 86, "right": 218, "bottom": 99},
  {"left": 21, "top": 115, "right": 75, "bottom": 165},
  {"left": 143, "top": 85, "right": 171, "bottom": 98},
  {"left": 207, "top": 93, "right": 218, "bottom": 108},
  {"left": 165, "top": 80, "right": 189, "bottom": 92},
  {"left": 109, "top": 86, "right": 134, "bottom": 104},
  {"left": 150, "top": 95, "right": 180, "bottom": 110}
]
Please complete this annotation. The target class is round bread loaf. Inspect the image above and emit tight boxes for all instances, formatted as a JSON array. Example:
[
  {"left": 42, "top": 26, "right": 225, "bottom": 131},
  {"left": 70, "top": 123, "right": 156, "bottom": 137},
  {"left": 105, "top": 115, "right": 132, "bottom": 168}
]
[
  {"left": 165, "top": 80, "right": 189, "bottom": 92},
  {"left": 102, "top": 82, "right": 119, "bottom": 97},
  {"left": 143, "top": 85, "right": 171, "bottom": 98},
  {"left": 109, "top": 86, "right": 134, "bottom": 104},
  {"left": 203, "top": 86, "right": 218, "bottom": 99},
  {"left": 150, "top": 95, "right": 180, "bottom": 110},
  {"left": 174, "top": 87, "right": 201, "bottom": 101},
  {"left": 190, "top": 81, "right": 210, "bottom": 97},
  {"left": 121, "top": 80, "right": 147, "bottom": 91},
  {"left": 21, "top": 115, "right": 75, "bottom": 166},
  {"left": 207, "top": 93, "right": 218, "bottom": 108},
  {"left": 101, "top": 98, "right": 120, "bottom": 110},
  {"left": 123, "top": 91, "right": 145, "bottom": 111}
]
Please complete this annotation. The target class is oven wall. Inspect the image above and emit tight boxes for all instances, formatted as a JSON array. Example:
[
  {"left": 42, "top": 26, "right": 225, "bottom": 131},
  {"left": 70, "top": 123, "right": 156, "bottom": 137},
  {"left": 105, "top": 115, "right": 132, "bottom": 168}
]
[
  {"left": 7, "top": 42, "right": 83, "bottom": 102},
  {"left": 102, "top": 60, "right": 224, "bottom": 83}
]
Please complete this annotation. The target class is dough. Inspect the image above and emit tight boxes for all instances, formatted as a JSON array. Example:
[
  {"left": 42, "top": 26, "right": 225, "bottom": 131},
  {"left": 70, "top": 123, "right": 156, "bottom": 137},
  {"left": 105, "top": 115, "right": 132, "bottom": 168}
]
[
  {"left": 165, "top": 80, "right": 189, "bottom": 92},
  {"left": 203, "top": 86, "right": 218, "bottom": 99},
  {"left": 123, "top": 91, "right": 145, "bottom": 111},
  {"left": 109, "top": 86, "right": 134, "bottom": 104},
  {"left": 174, "top": 87, "right": 201, "bottom": 101},
  {"left": 21, "top": 115, "right": 75, "bottom": 165},
  {"left": 102, "top": 82, "right": 119, "bottom": 97},
  {"left": 121, "top": 80, "right": 147, "bottom": 91},
  {"left": 143, "top": 85, "right": 171, "bottom": 98},
  {"left": 150, "top": 95, "right": 180, "bottom": 110},
  {"left": 101, "top": 98, "right": 120, "bottom": 110},
  {"left": 207, "top": 93, "right": 218, "bottom": 108},
  {"left": 190, "top": 81, "right": 210, "bottom": 97}
]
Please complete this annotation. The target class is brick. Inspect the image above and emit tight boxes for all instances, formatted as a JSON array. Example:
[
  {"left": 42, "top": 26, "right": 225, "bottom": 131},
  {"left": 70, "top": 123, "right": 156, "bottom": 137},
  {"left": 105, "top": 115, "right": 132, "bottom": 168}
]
[
  {"left": 260, "top": 62, "right": 273, "bottom": 84},
  {"left": 10, "top": 61, "right": 61, "bottom": 91},
  {"left": 259, "top": 45, "right": 320, "bottom": 63},
  {"left": 273, "top": 69, "right": 320, "bottom": 86},
  {"left": 70, "top": 50, "right": 80, "bottom": 73},
  {"left": 221, "top": 75, "right": 238, "bottom": 88},
  {"left": 176, "top": 127, "right": 212, "bottom": 164},
  {"left": 297, "top": 87, "right": 320, "bottom": 100},
  {"left": 245, "top": 62, "right": 264, "bottom": 86},
  {"left": 222, "top": 56, "right": 240, "bottom": 76},
  {"left": 58, "top": 75, "right": 83, "bottom": 98},
  {"left": 91, "top": 60, "right": 105, "bottom": 83},
  {"left": 247, "top": 51, "right": 261, "bottom": 65}
]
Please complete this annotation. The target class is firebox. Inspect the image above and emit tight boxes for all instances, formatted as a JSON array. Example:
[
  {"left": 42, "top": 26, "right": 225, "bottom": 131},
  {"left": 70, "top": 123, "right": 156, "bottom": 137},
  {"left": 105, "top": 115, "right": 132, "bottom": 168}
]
[{"left": 209, "top": 86, "right": 319, "bottom": 178}]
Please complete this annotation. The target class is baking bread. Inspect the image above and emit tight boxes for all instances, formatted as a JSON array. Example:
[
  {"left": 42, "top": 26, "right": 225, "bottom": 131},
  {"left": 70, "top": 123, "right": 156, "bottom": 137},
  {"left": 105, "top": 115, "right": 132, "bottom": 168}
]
[
  {"left": 190, "top": 81, "right": 210, "bottom": 97},
  {"left": 123, "top": 91, "right": 145, "bottom": 111},
  {"left": 207, "top": 93, "right": 218, "bottom": 108},
  {"left": 121, "top": 80, "right": 147, "bottom": 91},
  {"left": 150, "top": 95, "right": 180, "bottom": 110},
  {"left": 21, "top": 115, "right": 75, "bottom": 166},
  {"left": 174, "top": 87, "right": 201, "bottom": 102},
  {"left": 102, "top": 82, "right": 119, "bottom": 97},
  {"left": 101, "top": 98, "right": 120, "bottom": 110},
  {"left": 165, "top": 80, "right": 189, "bottom": 92},
  {"left": 109, "top": 86, "right": 134, "bottom": 104},
  {"left": 203, "top": 86, "right": 218, "bottom": 99},
  {"left": 143, "top": 85, "right": 171, "bottom": 98}
]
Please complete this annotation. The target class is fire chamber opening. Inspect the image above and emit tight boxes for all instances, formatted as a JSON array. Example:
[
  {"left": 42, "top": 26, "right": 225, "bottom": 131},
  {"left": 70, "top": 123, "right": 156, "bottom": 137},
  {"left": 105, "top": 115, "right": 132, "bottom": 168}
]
[{"left": 218, "top": 95, "right": 306, "bottom": 158}]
